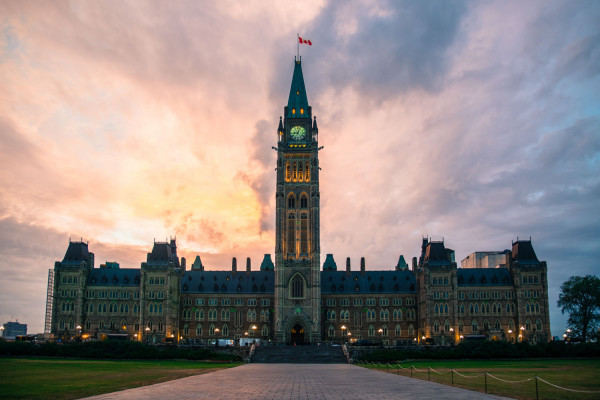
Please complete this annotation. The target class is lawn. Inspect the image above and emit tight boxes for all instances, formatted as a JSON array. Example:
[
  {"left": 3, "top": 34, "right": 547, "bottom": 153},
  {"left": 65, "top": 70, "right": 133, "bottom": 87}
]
[
  {"left": 0, "top": 358, "right": 241, "bottom": 400},
  {"left": 360, "top": 359, "right": 600, "bottom": 400}
]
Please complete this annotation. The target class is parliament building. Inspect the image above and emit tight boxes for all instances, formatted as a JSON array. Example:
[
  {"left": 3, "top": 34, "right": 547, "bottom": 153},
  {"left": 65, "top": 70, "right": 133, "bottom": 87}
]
[{"left": 48, "top": 58, "right": 551, "bottom": 346}]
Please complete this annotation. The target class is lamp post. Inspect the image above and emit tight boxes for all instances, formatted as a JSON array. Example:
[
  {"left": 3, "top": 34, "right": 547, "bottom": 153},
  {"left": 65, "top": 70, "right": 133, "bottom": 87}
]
[
  {"left": 76, "top": 325, "right": 82, "bottom": 342},
  {"left": 459, "top": 335, "right": 464, "bottom": 343},
  {"left": 520, "top": 326, "right": 525, "bottom": 342},
  {"left": 341, "top": 325, "right": 347, "bottom": 344},
  {"left": 145, "top": 326, "right": 150, "bottom": 343}
]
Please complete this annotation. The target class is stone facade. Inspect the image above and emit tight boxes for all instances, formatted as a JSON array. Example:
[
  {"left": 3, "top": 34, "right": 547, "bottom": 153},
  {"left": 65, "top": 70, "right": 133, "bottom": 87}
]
[{"left": 49, "top": 58, "right": 551, "bottom": 345}]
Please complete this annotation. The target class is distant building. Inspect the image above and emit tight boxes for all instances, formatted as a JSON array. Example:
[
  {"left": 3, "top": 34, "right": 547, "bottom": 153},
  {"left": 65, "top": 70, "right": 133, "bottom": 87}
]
[
  {"left": 2, "top": 322, "right": 27, "bottom": 340},
  {"left": 461, "top": 250, "right": 510, "bottom": 268},
  {"left": 47, "top": 57, "right": 551, "bottom": 346}
]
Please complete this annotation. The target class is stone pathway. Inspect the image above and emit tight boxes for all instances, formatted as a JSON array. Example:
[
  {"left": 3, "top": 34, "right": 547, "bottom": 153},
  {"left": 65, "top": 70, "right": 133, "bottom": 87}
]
[{"left": 83, "top": 364, "right": 512, "bottom": 399}]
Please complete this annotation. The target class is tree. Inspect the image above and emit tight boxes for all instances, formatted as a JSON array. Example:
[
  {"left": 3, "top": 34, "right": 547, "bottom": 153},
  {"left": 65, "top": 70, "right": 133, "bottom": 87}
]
[{"left": 557, "top": 275, "right": 600, "bottom": 342}]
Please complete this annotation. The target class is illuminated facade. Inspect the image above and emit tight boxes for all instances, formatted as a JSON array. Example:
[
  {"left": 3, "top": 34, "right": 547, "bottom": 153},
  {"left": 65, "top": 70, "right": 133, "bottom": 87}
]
[{"left": 48, "top": 58, "right": 551, "bottom": 346}]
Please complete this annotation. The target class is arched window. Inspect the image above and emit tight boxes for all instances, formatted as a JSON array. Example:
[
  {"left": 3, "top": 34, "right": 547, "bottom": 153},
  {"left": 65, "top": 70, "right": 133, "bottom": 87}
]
[
  {"left": 536, "top": 319, "right": 542, "bottom": 331},
  {"left": 223, "top": 324, "right": 229, "bottom": 336},
  {"left": 196, "top": 309, "right": 204, "bottom": 320},
  {"left": 69, "top": 319, "right": 74, "bottom": 330},
  {"left": 290, "top": 274, "right": 304, "bottom": 299},
  {"left": 368, "top": 325, "right": 375, "bottom": 337},
  {"left": 288, "top": 194, "right": 296, "bottom": 209},
  {"left": 328, "top": 325, "right": 335, "bottom": 337},
  {"left": 495, "top": 320, "right": 501, "bottom": 330},
  {"left": 147, "top": 320, "right": 153, "bottom": 330},
  {"left": 382, "top": 325, "right": 388, "bottom": 336},
  {"left": 300, "top": 194, "right": 308, "bottom": 208},
  {"left": 433, "top": 320, "right": 440, "bottom": 332},
  {"left": 59, "top": 319, "right": 65, "bottom": 330},
  {"left": 395, "top": 324, "right": 401, "bottom": 336},
  {"left": 380, "top": 309, "right": 389, "bottom": 321},
  {"left": 196, "top": 325, "right": 202, "bottom": 335},
  {"left": 526, "top": 319, "right": 531, "bottom": 331},
  {"left": 285, "top": 162, "right": 291, "bottom": 182},
  {"left": 304, "top": 162, "right": 310, "bottom": 181},
  {"left": 209, "top": 324, "right": 215, "bottom": 335},
  {"left": 444, "top": 320, "right": 451, "bottom": 332},
  {"left": 184, "top": 324, "right": 189, "bottom": 335},
  {"left": 298, "top": 162, "right": 303, "bottom": 182},
  {"left": 262, "top": 325, "right": 269, "bottom": 337},
  {"left": 458, "top": 320, "right": 464, "bottom": 333},
  {"left": 408, "top": 324, "right": 414, "bottom": 336},
  {"left": 483, "top": 320, "right": 490, "bottom": 331},
  {"left": 158, "top": 321, "right": 164, "bottom": 331},
  {"left": 85, "top": 320, "right": 91, "bottom": 330},
  {"left": 221, "top": 309, "right": 230, "bottom": 321},
  {"left": 393, "top": 309, "right": 402, "bottom": 321},
  {"left": 472, "top": 320, "right": 478, "bottom": 332},
  {"left": 292, "top": 162, "right": 297, "bottom": 181}
]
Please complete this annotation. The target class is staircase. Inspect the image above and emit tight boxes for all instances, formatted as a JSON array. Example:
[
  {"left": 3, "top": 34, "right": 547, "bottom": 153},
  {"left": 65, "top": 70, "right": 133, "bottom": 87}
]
[{"left": 251, "top": 344, "right": 348, "bottom": 364}]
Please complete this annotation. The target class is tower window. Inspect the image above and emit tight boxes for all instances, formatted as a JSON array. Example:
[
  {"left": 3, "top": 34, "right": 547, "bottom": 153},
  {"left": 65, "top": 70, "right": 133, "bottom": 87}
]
[
  {"left": 285, "top": 162, "right": 291, "bottom": 182},
  {"left": 290, "top": 274, "right": 305, "bottom": 299},
  {"left": 300, "top": 194, "right": 308, "bottom": 208},
  {"left": 296, "top": 91, "right": 299, "bottom": 95},
  {"left": 300, "top": 108, "right": 304, "bottom": 114},
  {"left": 292, "top": 162, "right": 297, "bottom": 181},
  {"left": 305, "top": 162, "right": 310, "bottom": 181},
  {"left": 298, "top": 163, "right": 303, "bottom": 182},
  {"left": 288, "top": 194, "right": 296, "bottom": 209},
  {"left": 292, "top": 108, "right": 296, "bottom": 114}
]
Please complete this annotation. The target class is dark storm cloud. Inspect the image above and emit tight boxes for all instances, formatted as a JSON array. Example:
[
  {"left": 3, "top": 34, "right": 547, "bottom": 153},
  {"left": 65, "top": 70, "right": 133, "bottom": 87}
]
[{"left": 295, "top": 1, "right": 466, "bottom": 100}]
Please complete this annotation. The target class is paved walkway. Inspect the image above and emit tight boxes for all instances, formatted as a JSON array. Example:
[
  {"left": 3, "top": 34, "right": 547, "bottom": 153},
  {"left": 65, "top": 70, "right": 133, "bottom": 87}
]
[{"left": 83, "top": 364, "right": 512, "bottom": 399}]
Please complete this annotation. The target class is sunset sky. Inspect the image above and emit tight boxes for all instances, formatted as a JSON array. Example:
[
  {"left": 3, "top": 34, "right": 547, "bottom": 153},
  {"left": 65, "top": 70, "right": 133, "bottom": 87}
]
[{"left": 1, "top": 0, "right": 599, "bottom": 336}]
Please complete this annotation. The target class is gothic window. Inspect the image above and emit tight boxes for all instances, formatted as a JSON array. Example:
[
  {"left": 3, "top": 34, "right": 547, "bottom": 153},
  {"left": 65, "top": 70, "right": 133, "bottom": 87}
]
[
  {"left": 223, "top": 324, "right": 229, "bottom": 336},
  {"left": 184, "top": 324, "right": 189, "bottom": 335},
  {"left": 526, "top": 319, "right": 531, "bottom": 331},
  {"left": 483, "top": 320, "right": 490, "bottom": 331},
  {"left": 286, "top": 162, "right": 291, "bottom": 182},
  {"left": 328, "top": 325, "right": 335, "bottom": 337},
  {"left": 368, "top": 325, "right": 375, "bottom": 337},
  {"left": 382, "top": 325, "right": 388, "bottom": 336},
  {"left": 408, "top": 324, "right": 414, "bottom": 336},
  {"left": 298, "top": 162, "right": 303, "bottom": 182},
  {"left": 262, "top": 325, "right": 269, "bottom": 337},
  {"left": 495, "top": 320, "right": 501, "bottom": 330},
  {"left": 380, "top": 309, "right": 389, "bottom": 321},
  {"left": 395, "top": 324, "right": 401, "bottom": 336},
  {"left": 287, "top": 213, "right": 296, "bottom": 257},
  {"left": 292, "top": 162, "right": 297, "bottom": 181},
  {"left": 288, "top": 194, "right": 296, "bottom": 209},
  {"left": 196, "top": 309, "right": 204, "bottom": 320},
  {"left": 290, "top": 274, "right": 305, "bottom": 299},
  {"left": 59, "top": 319, "right": 65, "bottom": 330},
  {"left": 196, "top": 325, "right": 202, "bottom": 335},
  {"left": 472, "top": 320, "right": 478, "bottom": 332},
  {"left": 536, "top": 319, "right": 542, "bottom": 331},
  {"left": 300, "top": 212, "right": 308, "bottom": 254},
  {"left": 300, "top": 194, "right": 308, "bottom": 208},
  {"left": 458, "top": 320, "right": 464, "bottom": 333},
  {"left": 433, "top": 320, "right": 440, "bottom": 333},
  {"left": 85, "top": 320, "right": 91, "bottom": 330},
  {"left": 221, "top": 309, "right": 230, "bottom": 321},
  {"left": 304, "top": 162, "right": 310, "bottom": 181},
  {"left": 158, "top": 321, "right": 164, "bottom": 332},
  {"left": 209, "top": 324, "right": 215, "bottom": 335}
]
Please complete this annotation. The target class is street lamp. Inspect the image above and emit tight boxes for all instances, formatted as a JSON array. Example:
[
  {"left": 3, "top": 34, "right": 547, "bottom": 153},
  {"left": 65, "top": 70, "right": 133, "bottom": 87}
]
[
  {"left": 520, "top": 326, "right": 525, "bottom": 342},
  {"left": 341, "top": 325, "right": 347, "bottom": 344}
]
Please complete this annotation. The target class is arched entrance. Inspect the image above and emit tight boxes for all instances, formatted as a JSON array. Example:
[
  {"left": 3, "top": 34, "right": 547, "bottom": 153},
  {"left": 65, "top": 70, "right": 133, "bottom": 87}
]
[{"left": 290, "top": 323, "right": 305, "bottom": 345}]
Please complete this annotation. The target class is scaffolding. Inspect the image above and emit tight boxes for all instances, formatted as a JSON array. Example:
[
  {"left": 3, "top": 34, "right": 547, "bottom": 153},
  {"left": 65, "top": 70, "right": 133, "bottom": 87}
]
[{"left": 44, "top": 269, "right": 54, "bottom": 337}]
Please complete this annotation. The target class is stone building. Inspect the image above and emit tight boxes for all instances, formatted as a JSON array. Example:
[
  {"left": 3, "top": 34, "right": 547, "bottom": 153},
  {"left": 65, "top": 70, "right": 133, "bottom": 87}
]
[{"left": 48, "top": 58, "right": 551, "bottom": 345}]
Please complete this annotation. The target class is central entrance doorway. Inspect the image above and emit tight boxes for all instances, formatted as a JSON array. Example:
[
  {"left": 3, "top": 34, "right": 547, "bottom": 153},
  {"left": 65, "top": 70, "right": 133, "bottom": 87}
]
[{"left": 290, "top": 323, "right": 305, "bottom": 345}]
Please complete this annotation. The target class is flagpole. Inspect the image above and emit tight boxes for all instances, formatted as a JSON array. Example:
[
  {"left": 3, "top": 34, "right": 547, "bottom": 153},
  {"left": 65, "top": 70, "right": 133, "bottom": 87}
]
[{"left": 297, "top": 33, "right": 299, "bottom": 60}]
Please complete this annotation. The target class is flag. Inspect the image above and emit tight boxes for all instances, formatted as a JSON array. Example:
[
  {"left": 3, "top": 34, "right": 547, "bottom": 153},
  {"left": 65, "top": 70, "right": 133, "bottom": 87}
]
[{"left": 299, "top": 36, "right": 312, "bottom": 45}]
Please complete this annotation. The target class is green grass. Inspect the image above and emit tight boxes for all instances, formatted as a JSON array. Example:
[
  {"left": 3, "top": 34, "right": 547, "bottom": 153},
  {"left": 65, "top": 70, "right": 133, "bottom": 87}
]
[
  {"left": 361, "top": 359, "right": 600, "bottom": 400},
  {"left": 0, "top": 358, "right": 241, "bottom": 400}
]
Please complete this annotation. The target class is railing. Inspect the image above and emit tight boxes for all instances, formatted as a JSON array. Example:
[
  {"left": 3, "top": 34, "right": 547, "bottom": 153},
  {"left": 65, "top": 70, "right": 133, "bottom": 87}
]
[{"left": 355, "top": 361, "right": 600, "bottom": 399}]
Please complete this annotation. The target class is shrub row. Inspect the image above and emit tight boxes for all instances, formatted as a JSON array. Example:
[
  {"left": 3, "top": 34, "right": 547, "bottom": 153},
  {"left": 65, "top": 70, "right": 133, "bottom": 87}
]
[
  {"left": 0, "top": 340, "right": 241, "bottom": 361},
  {"left": 355, "top": 341, "right": 600, "bottom": 362}
]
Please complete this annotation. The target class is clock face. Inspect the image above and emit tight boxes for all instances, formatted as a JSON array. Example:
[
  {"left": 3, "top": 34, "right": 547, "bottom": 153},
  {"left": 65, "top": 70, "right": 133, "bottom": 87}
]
[{"left": 290, "top": 126, "right": 306, "bottom": 141}]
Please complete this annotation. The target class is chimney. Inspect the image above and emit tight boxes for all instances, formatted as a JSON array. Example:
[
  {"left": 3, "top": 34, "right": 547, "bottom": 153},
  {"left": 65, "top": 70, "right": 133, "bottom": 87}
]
[
  {"left": 346, "top": 257, "right": 351, "bottom": 273},
  {"left": 246, "top": 257, "right": 251, "bottom": 271},
  {"left": 181, "top": 257, "right": 186, "bottom": 272},
  {"left": 232, "top": 257, "right": 237, "bottom": 272},
  {"left": 360, "top": 257, "right": 365, "bottom": 274}
]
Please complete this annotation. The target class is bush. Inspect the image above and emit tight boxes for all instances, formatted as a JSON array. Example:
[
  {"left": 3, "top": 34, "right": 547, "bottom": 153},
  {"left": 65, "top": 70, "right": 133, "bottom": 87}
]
[
  {"left": 355, "top": 341, "right": 600, "bottom": 362},
  {"left": 0, "top": 340, "right": 241, "bottom": 361}
]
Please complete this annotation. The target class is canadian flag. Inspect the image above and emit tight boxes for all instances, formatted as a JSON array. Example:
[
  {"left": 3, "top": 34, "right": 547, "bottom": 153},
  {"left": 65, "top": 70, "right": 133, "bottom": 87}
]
[{"left": 299, "top": 36, "right": 312, "bottom": 45}]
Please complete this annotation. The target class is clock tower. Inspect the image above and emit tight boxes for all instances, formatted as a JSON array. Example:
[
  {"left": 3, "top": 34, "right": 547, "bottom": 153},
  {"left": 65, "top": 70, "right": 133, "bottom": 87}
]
[{"left": 274, "top": 57, "right": 321, "bottom": 344}]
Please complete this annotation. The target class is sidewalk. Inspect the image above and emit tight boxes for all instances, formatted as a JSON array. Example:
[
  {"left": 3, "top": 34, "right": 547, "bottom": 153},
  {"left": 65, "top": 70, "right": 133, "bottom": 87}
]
[{"left": 83, "top": 363, "right": 512, "bottom": 399}]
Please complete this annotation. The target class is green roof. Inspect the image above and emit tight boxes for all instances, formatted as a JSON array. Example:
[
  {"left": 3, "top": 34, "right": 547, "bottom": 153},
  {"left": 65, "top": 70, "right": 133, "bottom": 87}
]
[{"left": 286, "top": 60, "right": 309, "bottom": 118}]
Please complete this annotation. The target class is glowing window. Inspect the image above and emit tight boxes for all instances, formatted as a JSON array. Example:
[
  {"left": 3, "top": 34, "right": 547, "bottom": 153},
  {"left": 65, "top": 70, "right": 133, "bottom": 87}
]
[
  {"left": 292, "top": 108, "right": 296, "bottom": 114},
  {"left": 305, "top": 162, "right": 310, "bottom": 181},
  {"left": 300, "top": 108, "right": 304, "bottom": 114}
]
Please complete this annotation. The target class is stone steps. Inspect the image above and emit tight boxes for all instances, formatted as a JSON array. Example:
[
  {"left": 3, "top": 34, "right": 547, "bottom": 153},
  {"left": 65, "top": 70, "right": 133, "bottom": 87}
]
[{"left": 251, "top": 344, "right": 347, "bottom": 364}]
